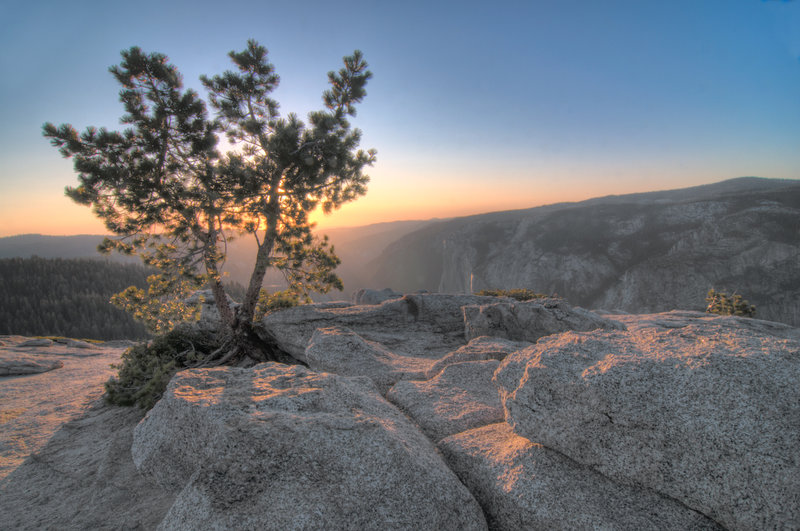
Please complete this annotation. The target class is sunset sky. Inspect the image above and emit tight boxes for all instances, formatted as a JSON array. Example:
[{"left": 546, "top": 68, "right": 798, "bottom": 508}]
[{"left": 1, "top": 0, "right": 798, "bottom": 237}]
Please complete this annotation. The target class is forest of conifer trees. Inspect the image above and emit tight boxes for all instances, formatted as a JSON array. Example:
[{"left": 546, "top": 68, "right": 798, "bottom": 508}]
[{"left": 0, "top": 257, "right": 151, "bottom": 339}]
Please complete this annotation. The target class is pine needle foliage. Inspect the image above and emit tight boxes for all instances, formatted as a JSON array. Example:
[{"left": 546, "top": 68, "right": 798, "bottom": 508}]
[
  {"left": 105, "top": 326, "right": 219, "bottom": 410},
  {"left": 44, "top": 40, "right": 375, "bottom": 365},
  {"left": 705, "top": 289, "right": 756, "bottom": 318}
]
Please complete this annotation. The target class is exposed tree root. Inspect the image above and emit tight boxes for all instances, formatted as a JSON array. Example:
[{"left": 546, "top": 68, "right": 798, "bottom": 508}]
[{"left": 197, "top": 322, "right": 303, "bottom": 368}]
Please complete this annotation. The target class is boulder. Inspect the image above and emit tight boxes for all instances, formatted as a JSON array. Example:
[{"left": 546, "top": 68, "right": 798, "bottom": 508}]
[
  {"left": 16, "top": 338, "right": 54, "bottom": 348},
  {"left": 426, "top": 336, "right": 528, "bottom": 379},
  {"left": 463, "top": 298, "right": 625, "bottom": 343},
  {"left": 352, "top": 287, "right": 403, "bottom": 305},
  {"left": 439, "top": 423, "right": 720, "bottom": 530},
  {"left": 259, "top": 298, "right": 410, "bottom": 361},
  {"left": 53, "top": 338, "right": 97, "bottom": 349},
  {"left": 494, "top": 316, "right": 800, "bottom": 529},
  {"left": 0, "top": 402, "right": 174, "bottom": 530},
  {"left": 305, "top": 326, "right": 431, "bottom": 394},
  {"left": 185, "top": 289, "right": 239, "bottom": 331},
  {"left": 388, "top": 360, "right": 503, "bottom": 442},
  {"left": 132, "top": 363, "right": 488, "bottom": 530},
  {"left": 0, "top": 353, "right": 63, "bottom": 376}
]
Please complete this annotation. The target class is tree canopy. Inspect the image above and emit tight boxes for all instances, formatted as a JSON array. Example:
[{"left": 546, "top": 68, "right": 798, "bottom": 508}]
[
  {"left": 44, "top": 40, "right": 375, "bottom": 363},
  {"left": 0, "top": 256, "right": 150, "bottom": 340}
]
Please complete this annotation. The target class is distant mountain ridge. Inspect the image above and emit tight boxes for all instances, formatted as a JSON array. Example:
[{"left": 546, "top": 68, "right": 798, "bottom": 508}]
[
  {"left": 0, "top": 220, "right": 435, "bottom": 298},
  {"left": 0, "top": 234, "right": 123, "bottom": 260},
  {"left": 367, "top": 177, "right": 800, "bottom": 326},
  {"left": 4, "top": 177, "right": 799, "bottom": 326}
]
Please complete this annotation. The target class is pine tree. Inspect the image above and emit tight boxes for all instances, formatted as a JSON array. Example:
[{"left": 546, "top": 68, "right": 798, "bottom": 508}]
[
  {"left": 43, "top": 40, "right": 374, "bottom": 363},
  {"left": 705, "top": 288, "right": 756, "bottom": 318}
]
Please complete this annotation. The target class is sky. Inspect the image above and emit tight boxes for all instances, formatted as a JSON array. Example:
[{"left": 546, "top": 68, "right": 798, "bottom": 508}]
[{"left": 0, "top": 0, "right": 798, "bottom": 237}]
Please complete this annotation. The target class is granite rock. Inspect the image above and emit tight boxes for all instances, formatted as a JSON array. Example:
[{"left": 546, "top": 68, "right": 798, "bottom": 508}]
[
  {"left": 132, "top": 363, "right": 487, "bottom": 530},
  {"left": 0, "top": 354, "right": 63, "bottom": 376},
  {"left": 0, "top": 402, "right": 174, "bottom": 531},
  {"left": 352, "top": 287, "right": 403, "bottom": 305},
  {"left": 16, "top": 338, "right": 54, "bottom": 348},
  {"left": 463, "top": 298, "right": 625, "bottom": 343},
  {"left": 494, "top": 313, "right": 800, "bottom": 529},
  {"left": 439, "top": 423, "right": 721, "bottom": 531},
  {"left": 259, "top": 293, "right": 500, "bottom": 361},
  {"left": 388, "top": 360, "right": 503, "bottom": 442},
  {"left": 427, "top": 336, "right": 528, "bottom": 379},
  {"left": 305, "top": 326, "right": 431, "bottom": 394}
]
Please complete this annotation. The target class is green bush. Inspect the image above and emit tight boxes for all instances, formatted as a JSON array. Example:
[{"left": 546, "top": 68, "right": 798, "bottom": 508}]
[
  {"left": 705, "top": 288, "right": 756, "bottom": 318},
  {"left": 254, "top": 288, "right": 301, "bottom": 321},
  {"left": 105, "top": 326, "right": 219, "bottom": 410},
  {"left": 475, "top": 288, "right": 549, "bottom": 301}
]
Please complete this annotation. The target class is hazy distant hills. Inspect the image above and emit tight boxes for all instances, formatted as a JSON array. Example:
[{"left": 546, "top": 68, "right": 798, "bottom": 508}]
[
  {"left": 0, "top": 220, "right": 435, "bottom": 298},
  {"left": 3, "top": 177, "right": 798, "bottom": 326},
  {"left": 0, "top": 234, "right": 129, "bottom": 261},
  {"left": 367, "top": 177, "right": 800, "bottom": 326}
]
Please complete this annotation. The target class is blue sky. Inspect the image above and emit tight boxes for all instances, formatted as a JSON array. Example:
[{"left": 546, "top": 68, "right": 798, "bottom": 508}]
[{"left": 1, "top": 0, "right": 798, "bottom": 236}]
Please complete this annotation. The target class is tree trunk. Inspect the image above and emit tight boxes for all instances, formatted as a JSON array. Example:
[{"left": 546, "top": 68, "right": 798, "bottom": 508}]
[
  {"left": 200, "top": 225, "right": 236, "bottom": 332},
  {"left": 209, "top": 277, "right": 235, "bottom": 330},
  {"left": 240, "top": 236, "right": 275, "bottom": 323},
  {"left": 240, "top": 197, "right": 280, "bottom": 323}
]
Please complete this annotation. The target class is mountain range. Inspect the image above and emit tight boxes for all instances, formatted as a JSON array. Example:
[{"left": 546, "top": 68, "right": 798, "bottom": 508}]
[
  {"left": 367, "top": 177, "right": 800, "bottom": 326},
  {"left": 2, "top": 177, "right": 798, "bottom": 326}
]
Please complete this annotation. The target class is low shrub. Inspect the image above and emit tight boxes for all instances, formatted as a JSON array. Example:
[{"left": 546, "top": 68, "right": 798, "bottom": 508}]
[
  {"left": 104, "top": 325, "right": 219, "bottom": 410},
  {"left": 475, "top": 288, "right": 549, "bottom": 301}
]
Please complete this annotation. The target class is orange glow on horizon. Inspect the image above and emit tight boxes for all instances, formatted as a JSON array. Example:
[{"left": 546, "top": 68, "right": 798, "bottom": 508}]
[{"left": 0, "top": 170, "right": 762, "bottom": 238}]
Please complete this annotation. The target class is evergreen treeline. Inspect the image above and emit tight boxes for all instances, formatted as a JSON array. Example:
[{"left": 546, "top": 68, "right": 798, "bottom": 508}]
[{"left": 0, "top": 256, "right": 152, "bottom": 340}]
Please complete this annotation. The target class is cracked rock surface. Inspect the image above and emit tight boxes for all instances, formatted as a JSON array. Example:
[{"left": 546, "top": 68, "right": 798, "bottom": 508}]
[
  {"left": 495, "top": 312, "right": 800, "bottom": 530},
  {"left": 132, "top": 363, "right": 488, "bottom": 530},
  {"left": 439, "top": 423, "right": 721, "bottom": 530}
]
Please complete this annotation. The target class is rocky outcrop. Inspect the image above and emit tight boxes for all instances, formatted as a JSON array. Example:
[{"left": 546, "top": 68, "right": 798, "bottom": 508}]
[
  {"left": 494, "top": 312, "right": 800, "bottom": 530},
  {"left": 259, "top": 293, "right": 482, "bottom": 360},
  {"left": 52, "top": 338, "right": 97, "bottom": 349},
  {"left": 4, "top": 303, "right": 799, "bottom": 529},
  {"left": 610, "top": 309, "right": 800, "bottom": 341},
  {"left": 261, "top": 294, "right": 617, "bottom": 399},
  {"left": 368, "top": 177, "right": 800, "bottom": 327},
  {"left": 260, "top": 293, "right": 618, "bottom": 363},
  {"left": 388, "top": 360, "right": 503, "bottom": 442},
  {"left": 259, "top": 298, "right": 421, "bottom": 360},
  {"left": 439, "top": 423, "right": 720, "bottom": 530},
  {"left": 132, "top": 363, "right": 488, "bottom": 530},
  {"left": 463, "top": 298, "right": 625, "bottom": 342}
]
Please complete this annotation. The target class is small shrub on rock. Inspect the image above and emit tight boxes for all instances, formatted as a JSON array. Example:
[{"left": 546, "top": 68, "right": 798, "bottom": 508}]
[
  {"left": 254, "top": 288, "right": 301, "bottom": 321},
  {"left": 105, "top": 326, "right": 219, "bottom": 410},
  {"left": 705, "top": 288, "right": 756, "bottom": 318},
  {"left": 475, "top": 288, "right": 549, "bottom": 301}
]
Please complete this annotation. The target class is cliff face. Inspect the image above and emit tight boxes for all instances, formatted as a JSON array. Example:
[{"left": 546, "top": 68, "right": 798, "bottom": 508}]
[{"left": 369, "top": 178, "right": 800, "bottom": 326}]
